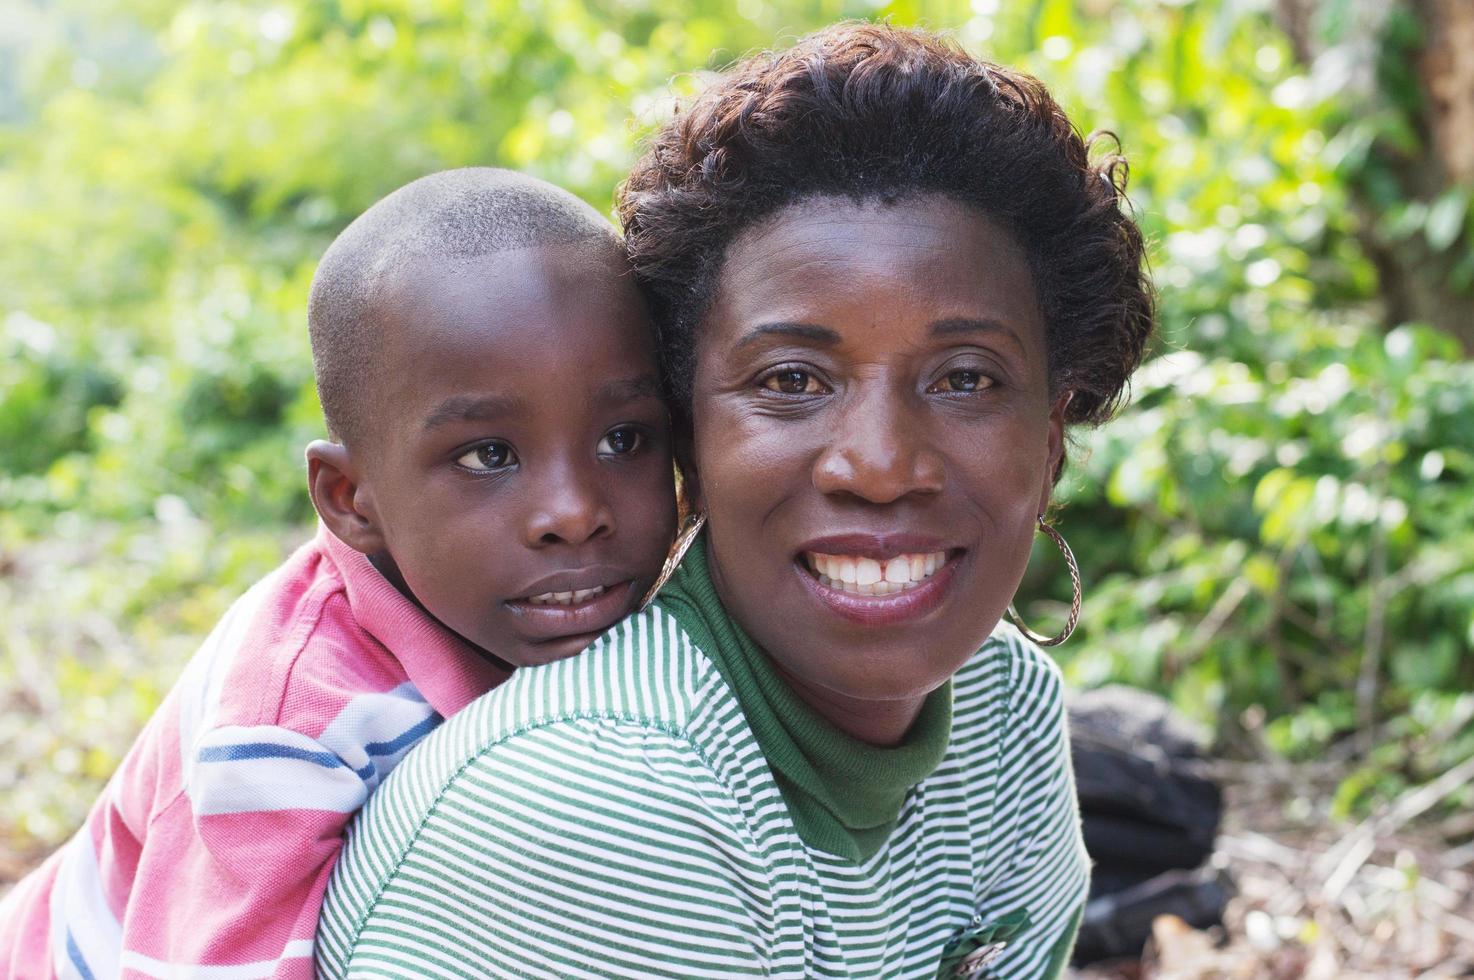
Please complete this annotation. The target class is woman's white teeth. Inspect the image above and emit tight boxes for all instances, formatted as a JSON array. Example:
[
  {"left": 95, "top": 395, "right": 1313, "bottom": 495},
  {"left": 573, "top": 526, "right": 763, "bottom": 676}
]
[
  {"left": 525, "top": 586, "right": 605, "bottom": 606},
  {"left": 806, "top": 551, "right": 947, "bottom": 596}
]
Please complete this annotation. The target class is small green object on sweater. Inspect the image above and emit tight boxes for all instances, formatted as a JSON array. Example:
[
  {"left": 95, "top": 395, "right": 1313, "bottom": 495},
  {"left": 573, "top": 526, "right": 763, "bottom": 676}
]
[{"left": 654, "top": 532, "right": 954, "bottom": 862}]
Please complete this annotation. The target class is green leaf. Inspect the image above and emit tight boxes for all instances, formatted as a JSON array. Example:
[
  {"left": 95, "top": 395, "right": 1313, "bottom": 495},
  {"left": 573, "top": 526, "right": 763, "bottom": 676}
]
[
  {"left": 1425, "top": 189, "right": 1470, "bottom": 252},
  {"left": 1391, "top": 637, "right": 1459, "bottom": 690}
]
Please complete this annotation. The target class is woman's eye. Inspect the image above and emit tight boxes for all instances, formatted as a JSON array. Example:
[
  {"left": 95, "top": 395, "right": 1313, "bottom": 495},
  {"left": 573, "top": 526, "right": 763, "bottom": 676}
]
[
  {"left": 598, "top": 427, "right": 644, "bottom": 455},
  {"left": 762, "top": 369, "right": 825, "bottom": 395},
  {"left": 932, "top": 369, "right": 992, "bottom": 393},
  {"left": 455, "top": 442, "right": 516, "bottom": 471}
]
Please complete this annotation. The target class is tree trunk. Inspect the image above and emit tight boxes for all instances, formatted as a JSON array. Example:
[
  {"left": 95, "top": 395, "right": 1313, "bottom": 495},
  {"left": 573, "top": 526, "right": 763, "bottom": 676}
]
[
  {"left": 1276, "top": 0, "right": 1474, "bottom": 352},
  {"left": 1415, "top": 0, "right": 1474, "bottom": 186}
]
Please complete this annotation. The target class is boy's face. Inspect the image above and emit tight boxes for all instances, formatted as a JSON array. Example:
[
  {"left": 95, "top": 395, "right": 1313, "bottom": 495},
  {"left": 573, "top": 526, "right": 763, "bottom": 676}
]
[{"left": 351, "top": 241, "right": 677, "bottom": 667}]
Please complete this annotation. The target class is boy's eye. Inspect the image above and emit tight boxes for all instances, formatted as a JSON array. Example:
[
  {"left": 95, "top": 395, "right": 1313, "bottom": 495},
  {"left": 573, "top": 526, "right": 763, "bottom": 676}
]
[
  {"left": 762, "top": 369, "right": 826, "bottom": 395},
  {"left": 456, "top": 441, "right": 517, "bottom": 471},
  {"left": 598, "top": 426, "right": 643, "bottom": 456},
  {"left": 930, "top": 369, "right": 992, "bottom": 393}
]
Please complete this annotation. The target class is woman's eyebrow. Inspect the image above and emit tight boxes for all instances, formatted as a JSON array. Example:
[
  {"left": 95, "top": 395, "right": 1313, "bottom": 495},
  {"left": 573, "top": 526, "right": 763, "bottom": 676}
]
[
  {"left": 929, "top": 317, "right": 1029, "bottom": 359},
  {"left": 735, "top": 322, "right": 842, "bottom": 350}
]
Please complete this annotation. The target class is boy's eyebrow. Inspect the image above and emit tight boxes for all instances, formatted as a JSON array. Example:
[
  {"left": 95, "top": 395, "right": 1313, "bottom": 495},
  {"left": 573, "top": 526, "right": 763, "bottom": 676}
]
[
  {"left": 423, "top": 394, "right": 525, "bottom": 429},
  {"left": 422, "top": 378, "right": 661, "bottom": 430}
]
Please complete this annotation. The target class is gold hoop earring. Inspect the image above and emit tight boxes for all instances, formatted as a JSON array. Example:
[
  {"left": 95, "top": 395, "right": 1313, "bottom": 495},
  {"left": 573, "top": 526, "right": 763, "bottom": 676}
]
[
  {"left": 638, "top": 512, "right": 707, "bottom": 612},
  {"left": 1006, "top": 516, "right": 1081, "bottom": 647}
]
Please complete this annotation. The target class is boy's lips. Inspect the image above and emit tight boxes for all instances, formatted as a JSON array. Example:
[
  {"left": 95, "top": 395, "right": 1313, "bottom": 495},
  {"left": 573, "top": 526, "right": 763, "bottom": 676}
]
[{"left": 504, "top": 571, "right": 638, "bottom": 643}]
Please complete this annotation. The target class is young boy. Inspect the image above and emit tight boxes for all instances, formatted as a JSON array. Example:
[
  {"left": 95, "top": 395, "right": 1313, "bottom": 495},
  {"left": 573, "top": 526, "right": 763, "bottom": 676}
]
[{"left": 0, "top": 168, "right": 678, "bottom": 978}]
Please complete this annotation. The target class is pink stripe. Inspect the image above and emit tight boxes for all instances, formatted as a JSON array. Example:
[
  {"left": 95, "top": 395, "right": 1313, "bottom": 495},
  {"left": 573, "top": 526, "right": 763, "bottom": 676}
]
[
  {"left": 0, "top": 849, "right": 63, "bottom": 977},
  {"left": 119, "top": 801, "right": 341, "bottom": 963}
]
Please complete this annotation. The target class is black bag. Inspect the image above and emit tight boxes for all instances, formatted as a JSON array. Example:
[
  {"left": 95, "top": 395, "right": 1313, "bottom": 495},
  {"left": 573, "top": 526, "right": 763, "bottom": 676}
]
[
  {"left": 1073, "top": 865, "right": 1234, "bottom": 966},
  {"left": 1067, "top": 686, "right": 1230, "bottom": 964}
]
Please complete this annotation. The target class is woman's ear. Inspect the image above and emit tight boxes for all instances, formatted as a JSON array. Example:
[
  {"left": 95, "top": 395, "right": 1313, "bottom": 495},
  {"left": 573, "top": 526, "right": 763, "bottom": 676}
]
[
  {"left": 1036, "top": 390, "right": 1073, "bottom": 517},
  {"left": 673, "top": 426, "right": 704, "bottom": 514},
  {"left": 305, "top": 440, "right": 388, "bottom": 555}
]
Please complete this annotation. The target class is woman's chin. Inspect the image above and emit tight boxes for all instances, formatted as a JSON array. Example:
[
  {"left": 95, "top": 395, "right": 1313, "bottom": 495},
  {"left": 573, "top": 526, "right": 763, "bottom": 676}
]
[
  {"left": 770, "top": 637, "right": 973, "bottom": 707},
  {"left": 817, "top": 669, "right": 959, "bottom": 706}
]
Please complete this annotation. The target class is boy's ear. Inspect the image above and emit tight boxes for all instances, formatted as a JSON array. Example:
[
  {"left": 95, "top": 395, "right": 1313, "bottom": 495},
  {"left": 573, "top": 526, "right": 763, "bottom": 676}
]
[{"left": 306, "top": 440, "right": 388, "bottom": 555}]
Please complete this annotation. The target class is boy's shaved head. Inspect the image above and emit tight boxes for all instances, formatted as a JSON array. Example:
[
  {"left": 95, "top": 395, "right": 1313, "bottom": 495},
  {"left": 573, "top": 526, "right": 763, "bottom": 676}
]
[{"left": 309, "top": 167, "right": 618, "bottom": 445}]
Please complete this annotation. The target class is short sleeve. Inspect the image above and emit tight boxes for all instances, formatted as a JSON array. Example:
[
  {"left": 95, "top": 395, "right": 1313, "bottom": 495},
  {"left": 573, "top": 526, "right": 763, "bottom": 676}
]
[
  {"left": 331, "top": 718, "right": 777, "bottom": 979},
  {"left": 977, "top": 637, "right": 1091, "bottom": 980}
]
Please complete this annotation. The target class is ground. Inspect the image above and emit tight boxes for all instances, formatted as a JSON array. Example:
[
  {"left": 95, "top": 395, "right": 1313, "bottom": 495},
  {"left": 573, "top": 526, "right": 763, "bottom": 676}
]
[{"left": 1072, "top": 764, "right": 1474, "bottom": 979}]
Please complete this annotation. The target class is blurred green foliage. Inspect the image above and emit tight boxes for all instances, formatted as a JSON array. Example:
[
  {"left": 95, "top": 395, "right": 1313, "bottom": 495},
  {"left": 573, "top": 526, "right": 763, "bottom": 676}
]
[{"left": 2, "top": 0, "right": 1470, "bottom": 855}]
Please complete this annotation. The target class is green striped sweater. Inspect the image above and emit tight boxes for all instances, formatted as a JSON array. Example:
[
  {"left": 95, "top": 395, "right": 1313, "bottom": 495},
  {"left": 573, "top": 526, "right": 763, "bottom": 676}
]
[{"left": 317, "top": 606, "right": 1089, "bottom": 978}]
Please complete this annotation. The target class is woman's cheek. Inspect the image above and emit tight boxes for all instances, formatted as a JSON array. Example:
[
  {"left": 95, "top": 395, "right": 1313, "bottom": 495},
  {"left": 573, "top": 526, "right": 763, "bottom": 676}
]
[{"left": 699, "top": 404, "right": 811, "bottom": 483}]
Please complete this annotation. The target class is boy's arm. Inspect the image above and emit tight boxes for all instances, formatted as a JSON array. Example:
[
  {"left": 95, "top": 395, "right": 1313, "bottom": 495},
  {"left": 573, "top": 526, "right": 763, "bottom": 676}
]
[{"left": 117, "top": 723, "right": 381, "bottom": 979}]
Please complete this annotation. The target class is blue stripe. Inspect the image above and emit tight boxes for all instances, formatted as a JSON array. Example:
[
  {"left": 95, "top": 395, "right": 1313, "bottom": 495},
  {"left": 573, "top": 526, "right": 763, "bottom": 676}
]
[
  {"left": 66, "top": 932, "right": 96, "bottom": 980},
  {"left": 198, "top": 742, "right": 345, "bottom": 768},
  {"left": 363, "top": 714, "right": 439, "bottom": 757},
  {"left": 197, "top": 715, "right": 441, "bottom": 783}
]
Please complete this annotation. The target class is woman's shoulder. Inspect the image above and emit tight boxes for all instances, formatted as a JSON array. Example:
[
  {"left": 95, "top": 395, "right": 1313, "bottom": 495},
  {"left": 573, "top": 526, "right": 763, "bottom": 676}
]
[
  {"left": 932, "top": 622, "right": 1073, "bottom": 822},
  {"left": 425, "top": 604, "right": 726, "bottom": 771},
  {"left": 334, "top": 607, "right": 726, "bottom": 838},
  {"left": 318, "top": 609, "right": 772, "bottom": 973},
  {"left": 945, "top": 627, "right": 1089, "bottom": 980},
  {"left": 953, "top": 621, "right": 1067, "bottom": 728}
]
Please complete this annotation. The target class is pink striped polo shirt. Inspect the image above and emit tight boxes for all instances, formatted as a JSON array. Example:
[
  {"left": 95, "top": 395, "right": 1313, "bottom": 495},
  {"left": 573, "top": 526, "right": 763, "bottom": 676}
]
[{"left": 0, "top": 525, "right": 509, "bottom": 979}]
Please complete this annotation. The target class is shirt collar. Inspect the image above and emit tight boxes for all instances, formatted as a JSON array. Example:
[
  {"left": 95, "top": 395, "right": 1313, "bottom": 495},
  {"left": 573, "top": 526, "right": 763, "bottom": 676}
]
[
  {"left": 319, "top": 524, "right": 510, "bottom": 718},
  {"left": 654, "top": 532, "right": 953, "bottom": 862}
]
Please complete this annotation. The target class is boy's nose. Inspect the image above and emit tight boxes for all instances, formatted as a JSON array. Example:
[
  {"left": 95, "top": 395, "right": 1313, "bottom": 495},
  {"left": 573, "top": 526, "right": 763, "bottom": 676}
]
[{"left": 522, "top": 473, "right": 615, "bottom": 547}]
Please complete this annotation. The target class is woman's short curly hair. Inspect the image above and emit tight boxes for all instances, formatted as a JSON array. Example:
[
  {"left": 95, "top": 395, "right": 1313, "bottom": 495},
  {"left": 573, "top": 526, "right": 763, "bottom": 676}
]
[{"left": 618, "top": 22, "right": 1154, "bottom": 433}]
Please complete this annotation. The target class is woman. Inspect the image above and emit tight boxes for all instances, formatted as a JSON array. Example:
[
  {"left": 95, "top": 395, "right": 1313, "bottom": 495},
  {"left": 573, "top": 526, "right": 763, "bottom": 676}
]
[{"left": 318, "top": 23, "right": 1152, "bottom": 979}]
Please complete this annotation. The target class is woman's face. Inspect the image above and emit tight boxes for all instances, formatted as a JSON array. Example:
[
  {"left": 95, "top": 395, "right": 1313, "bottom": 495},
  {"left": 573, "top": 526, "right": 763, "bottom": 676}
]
[{"left": 689, "top": 193, "right": 1067, "bottom": 712}]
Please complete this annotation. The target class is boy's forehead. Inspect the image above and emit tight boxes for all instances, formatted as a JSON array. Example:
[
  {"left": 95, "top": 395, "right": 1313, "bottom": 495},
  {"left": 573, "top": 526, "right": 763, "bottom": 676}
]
[
  {"left": 377, "top": 241, "right": 635, "bottom": 327},
  {"left": 358, "top": 242, "right": 656, "bottom": 432},
  {"left": 392, "top": 237, "right": 627, "bottom": 297}
]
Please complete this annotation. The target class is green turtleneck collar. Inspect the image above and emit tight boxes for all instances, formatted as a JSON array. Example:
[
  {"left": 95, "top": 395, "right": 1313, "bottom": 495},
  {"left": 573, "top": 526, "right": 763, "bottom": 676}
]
[{"left": 654, "top": 533, "right": 954, "bottom": 863}]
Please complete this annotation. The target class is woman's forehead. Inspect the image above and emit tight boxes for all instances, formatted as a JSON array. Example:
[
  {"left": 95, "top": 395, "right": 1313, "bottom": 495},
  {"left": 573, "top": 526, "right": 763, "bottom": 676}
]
[{"left": 709, "top": 194, "right": 1045, "bottom": 346}]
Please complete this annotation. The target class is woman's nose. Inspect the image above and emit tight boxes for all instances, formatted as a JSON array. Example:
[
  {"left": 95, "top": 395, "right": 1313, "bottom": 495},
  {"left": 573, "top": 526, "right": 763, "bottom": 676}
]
[
  {"left": 522, "top": 465, "right": 615, "bottom": 547},
  {"left": 811, "top": 389, "right": 945, "bottom": 503}
]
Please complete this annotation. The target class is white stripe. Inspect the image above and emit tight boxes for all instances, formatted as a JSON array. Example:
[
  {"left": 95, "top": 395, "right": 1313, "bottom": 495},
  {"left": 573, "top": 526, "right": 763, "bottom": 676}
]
[
  {"left": 190, "top": 726, "right": 366, "bottom": 816},
  {"left": 176, "top": 577, "right": 276, "bottom": 788},
  {"left": 119, "top": 938, "right": 313, "bottom": 979},
  {"left": 316, "top": 682, "right": 438, "bottom": 793},
  {"left": 48, "top": 827, "right": 122, "bottom": 980}
]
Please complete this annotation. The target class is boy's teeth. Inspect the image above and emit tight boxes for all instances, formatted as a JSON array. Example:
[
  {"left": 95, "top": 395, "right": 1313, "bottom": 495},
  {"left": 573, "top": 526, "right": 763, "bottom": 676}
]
[
  {"left": 525, "top": 585, "right": 606, "bottom": 606},
  {"left": 806, "top": 551, "right": 948, "bottom": 596}
]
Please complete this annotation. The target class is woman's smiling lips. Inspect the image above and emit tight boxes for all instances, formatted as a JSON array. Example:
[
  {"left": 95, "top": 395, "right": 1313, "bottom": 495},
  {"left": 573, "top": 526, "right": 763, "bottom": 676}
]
[
  {"left": 793, "top": 534, "right": 962, "bottom": 626},
  {"left": 504, "top": 569, "right": 638, "bottom": 643}
]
